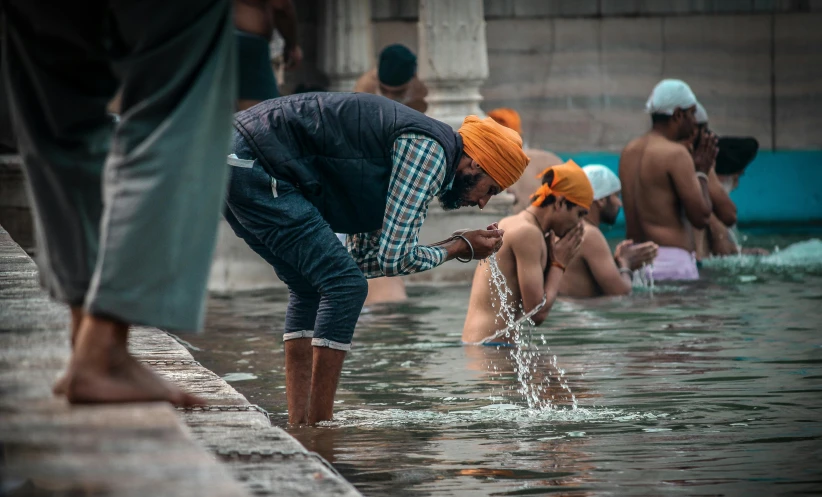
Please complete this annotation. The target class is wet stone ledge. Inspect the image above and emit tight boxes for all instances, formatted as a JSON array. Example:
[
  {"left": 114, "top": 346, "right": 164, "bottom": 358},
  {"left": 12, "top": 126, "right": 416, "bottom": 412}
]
[{"left": 0, "top": 225, "right": 361, "bottom": 497}]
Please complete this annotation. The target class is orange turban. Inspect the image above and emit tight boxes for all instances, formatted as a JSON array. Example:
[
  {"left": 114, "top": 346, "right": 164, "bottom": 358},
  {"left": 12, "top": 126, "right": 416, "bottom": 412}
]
[
  {"left": 487, "top": 108, "right": 523, "bottom": 135},
  {"left": 458, "top": 115, "right": 530, "bottom": 190},
  {"left": 530, "top": 160, "right": 594, "bottom": 209}
]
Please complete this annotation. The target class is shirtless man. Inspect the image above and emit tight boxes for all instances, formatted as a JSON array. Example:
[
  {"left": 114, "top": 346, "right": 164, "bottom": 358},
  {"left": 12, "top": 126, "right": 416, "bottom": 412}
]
[
  {"left": 235, "top": 0, "right": 302, "bottom": 110},
  {"left": 688, "top": 104, "right": 752, "bottom": 259},
  {"left": 619, "top": 79, "right": 717, "bottom": 281},
  {"left": 462, "top": 161, "right": 593, "bottom": 344},
  {"left": 700, "top": 136, "right": 768, "bottom": 257},
  {"left": 354, "top": 44, "right": 428, "bottom": 113},
  {"left": 559, "top": 165, "right": 658, "bottom": 298},
  {"left": 486, "top": 108, "right": 565, "bottom": 214}
]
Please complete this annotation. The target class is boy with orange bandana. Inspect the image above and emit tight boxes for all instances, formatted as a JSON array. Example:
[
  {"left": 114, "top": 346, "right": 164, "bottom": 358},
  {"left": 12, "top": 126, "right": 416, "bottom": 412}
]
[
  {"left": 225, "top": 93, "right": 529, "bottom": 423},
  {"left": 462, "top": 160, "right": 593, "bottom": 344}
]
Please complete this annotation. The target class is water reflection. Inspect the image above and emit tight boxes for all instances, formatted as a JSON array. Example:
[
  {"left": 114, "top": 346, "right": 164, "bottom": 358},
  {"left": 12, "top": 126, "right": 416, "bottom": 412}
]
[{"left": 187, "top": 235, "right": 822, "bottom": 496}]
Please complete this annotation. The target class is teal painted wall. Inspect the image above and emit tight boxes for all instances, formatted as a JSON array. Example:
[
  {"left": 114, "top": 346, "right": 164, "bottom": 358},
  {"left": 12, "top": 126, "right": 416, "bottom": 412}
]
[{"left": 559, "top": 151, "right": 822, "bottom": 231}]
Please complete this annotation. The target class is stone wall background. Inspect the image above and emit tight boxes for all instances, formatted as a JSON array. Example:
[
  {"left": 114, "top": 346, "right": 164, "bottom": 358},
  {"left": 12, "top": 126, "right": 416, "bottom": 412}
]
[{"left": 286, "top": 0, "right": 822, "bottom": 152}]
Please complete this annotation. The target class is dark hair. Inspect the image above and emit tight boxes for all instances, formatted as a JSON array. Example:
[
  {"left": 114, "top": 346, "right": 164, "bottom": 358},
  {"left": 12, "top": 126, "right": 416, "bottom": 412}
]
[
  {"left": 651, "top": 113, "right": 672, "bottom": 125},
  {"left": 529, "top": 170, "right": 578, "bottom": 209}
]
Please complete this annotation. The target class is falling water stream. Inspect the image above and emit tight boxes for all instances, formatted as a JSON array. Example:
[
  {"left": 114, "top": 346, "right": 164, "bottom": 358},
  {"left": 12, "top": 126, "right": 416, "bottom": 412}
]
[{"left": 484, "top": 254, "right": 577, "bottom": 410}]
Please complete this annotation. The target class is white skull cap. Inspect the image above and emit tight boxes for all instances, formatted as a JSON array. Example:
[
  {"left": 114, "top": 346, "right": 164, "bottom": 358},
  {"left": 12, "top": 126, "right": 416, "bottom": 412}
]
[
  {"left": 645, "top": 79, "right": 698, "bottom": 115},
  {"left": 583, "top": 165, "right": 621, "bottom": 201}
]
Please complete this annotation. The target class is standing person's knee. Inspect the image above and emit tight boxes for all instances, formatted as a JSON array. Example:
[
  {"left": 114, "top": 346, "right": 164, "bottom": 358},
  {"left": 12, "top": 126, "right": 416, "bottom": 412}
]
[{"left": 346, "top": 272, "right": 369, "bottom": 308}]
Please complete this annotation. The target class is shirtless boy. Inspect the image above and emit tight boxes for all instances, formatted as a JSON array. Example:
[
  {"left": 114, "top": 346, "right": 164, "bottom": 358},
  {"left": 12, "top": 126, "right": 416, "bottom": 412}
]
[{"left": 462, "top": 161, "right": 593, "bottom": 344}]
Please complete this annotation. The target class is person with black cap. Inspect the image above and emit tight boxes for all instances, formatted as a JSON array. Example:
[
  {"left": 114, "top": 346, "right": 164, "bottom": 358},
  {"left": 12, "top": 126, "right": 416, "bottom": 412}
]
[
  {"left": 699, "top": 137, "right": 769, "bottom": 257},
  {"left": 352, "top": 43, "right": 429, "bottom": 304},
  {"left": 354, "top": 43, "right": 428, "bottom": 113}
]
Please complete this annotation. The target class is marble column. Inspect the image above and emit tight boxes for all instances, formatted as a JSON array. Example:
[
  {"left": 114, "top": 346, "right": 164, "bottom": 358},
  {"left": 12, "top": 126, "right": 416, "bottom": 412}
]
[
  {"left": 318, "top": 0, "right": 374, "bottom": 92},
  {"left": 417, "top": 0, "right": 489, "bottom": 129}
]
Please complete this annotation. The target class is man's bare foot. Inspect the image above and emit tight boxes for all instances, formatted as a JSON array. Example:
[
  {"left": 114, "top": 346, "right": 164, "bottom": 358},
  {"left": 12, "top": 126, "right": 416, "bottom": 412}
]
[
  {"left": 65, "top": 354, "right": 206, "bottom": 407},
  {"left": 62, "top": 314, "right": 206, "bottom": 406},
  {"left": 53, "top": 306, "right": 86, "bottom": 396}
]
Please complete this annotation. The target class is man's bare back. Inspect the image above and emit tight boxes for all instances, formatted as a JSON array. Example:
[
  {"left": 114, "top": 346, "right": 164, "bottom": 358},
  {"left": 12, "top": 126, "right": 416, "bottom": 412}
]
[
  {"left": 462, "top": 214, "right": 546, "bottom": 344},
  {"left": 619, "top": 133, "right": 711, "bottom": 251},
  {"left": 558, "top": 222, "right": 602, "bottom": 297}
]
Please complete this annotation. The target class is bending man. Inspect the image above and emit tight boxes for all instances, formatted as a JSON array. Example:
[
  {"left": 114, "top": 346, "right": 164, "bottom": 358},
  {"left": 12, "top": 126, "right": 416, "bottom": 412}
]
[
  {"left": 559, "top": 165, "right": 658, "bottom": 298},
  {"left": 225, "top": 93, "right": 530, "bottom": 423},
  {"left": 462, "top": 161, "right": 592, "bottom": 345}
]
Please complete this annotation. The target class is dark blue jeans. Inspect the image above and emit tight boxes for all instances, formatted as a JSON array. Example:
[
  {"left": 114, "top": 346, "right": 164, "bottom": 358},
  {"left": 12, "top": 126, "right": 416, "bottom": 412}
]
[{"left": 224, "top": 134, "right": 367, "bottom": 350}]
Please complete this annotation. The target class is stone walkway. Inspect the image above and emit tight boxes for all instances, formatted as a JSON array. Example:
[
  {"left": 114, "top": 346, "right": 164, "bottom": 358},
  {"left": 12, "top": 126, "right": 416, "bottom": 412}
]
[{"left": 0, "top": 226, "right": 361, "bottom": 497}]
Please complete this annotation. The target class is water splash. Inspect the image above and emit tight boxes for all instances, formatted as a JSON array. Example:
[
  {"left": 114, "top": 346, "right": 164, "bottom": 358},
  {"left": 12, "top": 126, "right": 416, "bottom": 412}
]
[
  {"left": 320, "top": 404, "right": 664, "bottom": 428},
  {"left": 702, "top": 239, "right": 822, "bottom": 274},
  {"left": 483, "top": 255, "right": 577, "bottom": 411},
  {"left": 631, "top": 262, "right": 655, "bottom": 294}
]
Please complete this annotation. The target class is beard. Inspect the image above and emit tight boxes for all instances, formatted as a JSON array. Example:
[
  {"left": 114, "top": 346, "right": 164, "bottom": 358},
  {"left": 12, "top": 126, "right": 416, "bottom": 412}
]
[
  {"left": 601, "top": 199, "right": 620, "bottom": 225},
  {"left": 438, "top": 171, "right": 481, "bottom": 211}
]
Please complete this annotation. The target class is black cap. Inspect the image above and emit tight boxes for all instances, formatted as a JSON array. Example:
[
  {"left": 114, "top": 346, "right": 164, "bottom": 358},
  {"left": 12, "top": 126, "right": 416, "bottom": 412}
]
[
  {"left": 715, "top": 137, "right": 759, "bottom": 175},
  {"left": 378, "top": 44, "right": 417, "bottom": 87}
]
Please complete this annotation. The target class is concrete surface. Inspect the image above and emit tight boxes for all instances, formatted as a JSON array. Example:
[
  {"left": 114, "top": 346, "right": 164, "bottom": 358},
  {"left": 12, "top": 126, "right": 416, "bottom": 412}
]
[{"left": 0, "top": 225, "right": 361, "bottom": 497}]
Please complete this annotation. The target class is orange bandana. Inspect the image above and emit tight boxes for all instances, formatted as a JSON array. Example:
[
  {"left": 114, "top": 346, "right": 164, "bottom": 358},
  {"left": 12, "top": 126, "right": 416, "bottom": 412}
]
[
  {"left": 487, "top": 108, "right": 522, "bottom": 135},
  {"left": 530, "top": 160, "right": 594, "bottom": 209},
  {"left": 458, "top": 115, "right": 530, "bottom": 190}
]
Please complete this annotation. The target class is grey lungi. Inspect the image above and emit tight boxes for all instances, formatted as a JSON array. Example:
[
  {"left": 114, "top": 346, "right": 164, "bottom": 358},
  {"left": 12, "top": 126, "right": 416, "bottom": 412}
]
[{"left": 1, "top": 0, "right": 236, "bottom": 331}]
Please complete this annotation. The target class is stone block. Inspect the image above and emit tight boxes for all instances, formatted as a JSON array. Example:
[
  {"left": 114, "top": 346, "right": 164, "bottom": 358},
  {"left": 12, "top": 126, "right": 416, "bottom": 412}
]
[
  {"left": 775, "top": 13, "right": 822, "bottom": 149},
  {"left": 753, "top": 0, "right": 777, "bottom": 10},
  {"left": 483, "top": 0, "right": 515, "bottom": 18},
  {"left": 512, "top": 0, "right": 560, "bottom": 17},
  {"left": 372, "top": 20, "right": 418, "bottom": 56},
  {"left": 662, "top": 15, "right": 773, "bottom": 146},
  {"left": 600, "top": 0, "right": 643, "bottom": 15},
  {"left": 709, "top": 0, "right": 757, "bottom": 12},
  {"left": 557, "top": 0, "right": 600, "bottom": 16}
]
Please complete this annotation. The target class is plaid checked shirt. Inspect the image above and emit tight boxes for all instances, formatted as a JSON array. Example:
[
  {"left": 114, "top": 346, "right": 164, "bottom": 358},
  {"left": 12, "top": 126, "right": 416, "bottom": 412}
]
[{"left": 345, "top": 133, "right": 450, "bottom": 278}]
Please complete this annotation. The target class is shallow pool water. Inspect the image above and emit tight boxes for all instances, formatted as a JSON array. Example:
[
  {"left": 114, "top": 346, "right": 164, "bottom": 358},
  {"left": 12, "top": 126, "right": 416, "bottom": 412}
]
[{"left": 187, "top": 235, "right": 822, "bottom": 496}]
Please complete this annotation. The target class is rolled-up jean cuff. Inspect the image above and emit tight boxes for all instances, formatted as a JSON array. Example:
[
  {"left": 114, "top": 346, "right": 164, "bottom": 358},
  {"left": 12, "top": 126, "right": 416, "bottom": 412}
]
[
  {"left": 312, "top": 338, "right": 352, "bottom": 351},
  {"left": 283, "top": 330, "right": 314, "bottom": 341}
]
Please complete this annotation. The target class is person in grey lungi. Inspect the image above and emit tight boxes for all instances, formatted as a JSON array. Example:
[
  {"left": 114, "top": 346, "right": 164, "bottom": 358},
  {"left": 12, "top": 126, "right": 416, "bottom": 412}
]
[
  {"left": 225, "top": 92, "right": 530, "bottom": 424},
  {"left": 2, "top": 0, "right": 236, "bottom": 405}
]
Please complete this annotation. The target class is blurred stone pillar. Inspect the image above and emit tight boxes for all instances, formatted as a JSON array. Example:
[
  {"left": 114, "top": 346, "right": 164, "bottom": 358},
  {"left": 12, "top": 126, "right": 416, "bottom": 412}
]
[
  {"left": 318, "top": 0, "right": 373, "bottom": 92},
  {"left": 417, "top": 0, "right": 489, "bottom": 129}
]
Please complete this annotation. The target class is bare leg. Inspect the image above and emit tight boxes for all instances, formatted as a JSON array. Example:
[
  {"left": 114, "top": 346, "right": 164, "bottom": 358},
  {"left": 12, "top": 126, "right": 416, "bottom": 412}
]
[
  {"left": 61, "top": 314, "right": 206, "bottom": 406},
  {"left": 285, "top": 338, "right": 313, "bottom": 424},
  {"left": 307, "top": 347, "right": 347, "bottom": 425},
  {"left": 52, "top": 306, "right": 88, "bottom": 395}
]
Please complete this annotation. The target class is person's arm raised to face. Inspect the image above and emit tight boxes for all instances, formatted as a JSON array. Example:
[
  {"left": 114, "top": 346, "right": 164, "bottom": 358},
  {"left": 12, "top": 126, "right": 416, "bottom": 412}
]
[
  {"left": 508, "top": 227, "right": 552, "bottom": 326},
  {"left": 707, "top": 169, "right": 737, "bottom": 226},
  {"left": 706, "top": 214, "right": 739, "bottom": 256},
  {"left": 667, "top": 133, "right": 716, "bottom": 229}
]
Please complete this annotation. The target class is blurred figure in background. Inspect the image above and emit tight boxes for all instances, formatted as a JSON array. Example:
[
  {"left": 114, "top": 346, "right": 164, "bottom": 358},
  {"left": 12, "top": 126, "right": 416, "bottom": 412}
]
[
  {"left": 235, "top": 0, "right": 302, "bottom": 110},
  {"left": 353, "top": 43, "right": 430, "bottom": 304},
  {"left": 559, "top": 165, "right": 657, "bottom": 298},
  {"left": 619, "top": 79, "right": 716, "bottom": 281},
  {"left": 355, "top": 44, "right": 428, "bottom": 113},
  {"left": 3, "top": 0, "right": 236, "bottom": 404},
  {"left": 688, "top": 104, "right": 750, "bottom": 259},
  {"left": 699, "top": 137, "right": 768, "bottom": 257},
  {"left": 486, "top": 108, "right": 565, "bottom": 214}
]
